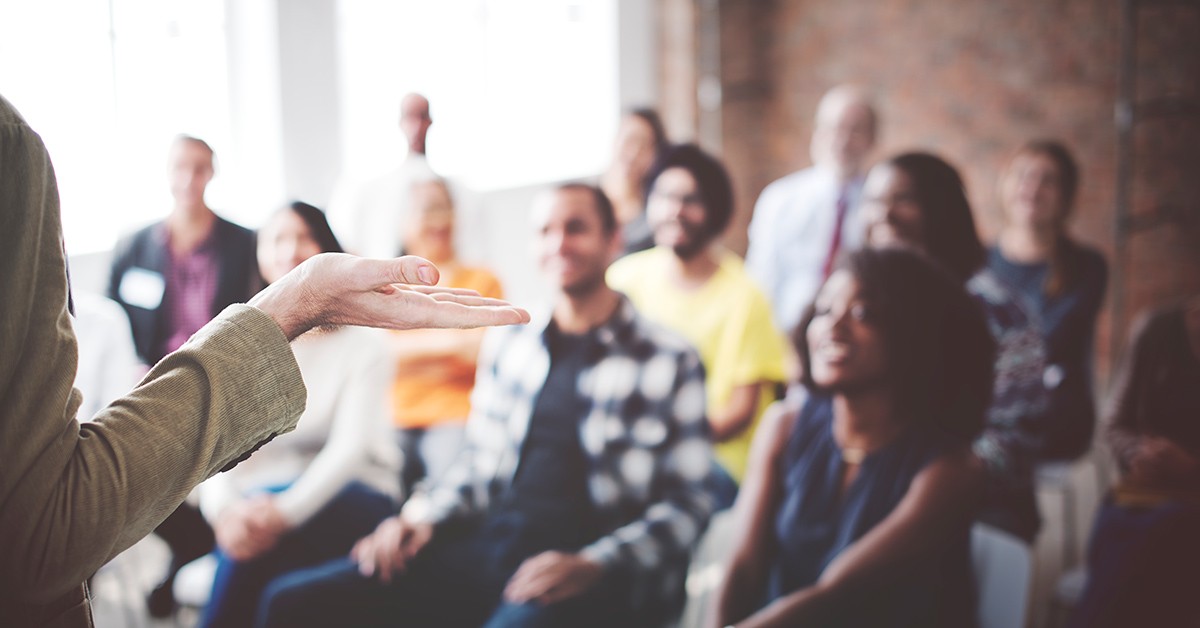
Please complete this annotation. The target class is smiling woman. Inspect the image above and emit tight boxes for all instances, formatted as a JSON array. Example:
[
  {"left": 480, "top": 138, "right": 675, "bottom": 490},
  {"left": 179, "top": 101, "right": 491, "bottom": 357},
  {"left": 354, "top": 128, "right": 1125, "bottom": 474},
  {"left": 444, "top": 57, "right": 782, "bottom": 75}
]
[{"left": 710, "top": 247, "right": 996, "bottom": 628}]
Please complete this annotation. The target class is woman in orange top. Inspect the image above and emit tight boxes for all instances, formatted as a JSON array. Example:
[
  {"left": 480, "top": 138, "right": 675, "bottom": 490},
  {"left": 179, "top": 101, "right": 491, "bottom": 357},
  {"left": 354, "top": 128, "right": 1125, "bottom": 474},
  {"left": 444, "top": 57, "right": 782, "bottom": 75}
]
[{"left": 391, "top": 178, "right": 503, "bottom": 494}]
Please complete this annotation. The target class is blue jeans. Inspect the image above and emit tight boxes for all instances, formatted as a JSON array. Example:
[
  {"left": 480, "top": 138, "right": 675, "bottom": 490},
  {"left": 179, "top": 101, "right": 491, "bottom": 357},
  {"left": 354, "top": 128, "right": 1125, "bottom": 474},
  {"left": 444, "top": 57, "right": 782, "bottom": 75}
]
[
  {"left": 258, "top": 521, "right": 640, "bottom": 628},
  {"left": 199, "top": 481, "right": 394, "bottom": 628}
]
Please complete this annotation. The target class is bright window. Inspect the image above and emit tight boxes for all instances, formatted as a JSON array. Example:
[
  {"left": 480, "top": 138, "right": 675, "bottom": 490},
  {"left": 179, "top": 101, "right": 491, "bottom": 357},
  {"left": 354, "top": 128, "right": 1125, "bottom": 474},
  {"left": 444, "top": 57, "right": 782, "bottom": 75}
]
[
  {"left": 1, "top": 0, "right": 232, "bottom": 254},
  {"left": 2, "top": 0, "right": 621, "bottom": 253},
  {"left": 336, "top": 0, "right": 619, "bottom": 190}
]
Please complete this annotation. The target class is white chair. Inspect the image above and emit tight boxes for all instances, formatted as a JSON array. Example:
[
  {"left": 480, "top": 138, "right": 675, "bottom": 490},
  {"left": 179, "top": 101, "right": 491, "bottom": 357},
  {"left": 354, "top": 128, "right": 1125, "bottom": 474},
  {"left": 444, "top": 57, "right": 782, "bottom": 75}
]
[
  {"left": 676, "top": 509, "right": 736, "bottom": 628},
  {"left": 675, "top": 516, "right": 1031, "bottom": 628},
  {"left": 972, "top": 523, "right": 1033, "bottom": 628},
  {"left": 173, "top": 552, "right": 218, "bottom": 610}
]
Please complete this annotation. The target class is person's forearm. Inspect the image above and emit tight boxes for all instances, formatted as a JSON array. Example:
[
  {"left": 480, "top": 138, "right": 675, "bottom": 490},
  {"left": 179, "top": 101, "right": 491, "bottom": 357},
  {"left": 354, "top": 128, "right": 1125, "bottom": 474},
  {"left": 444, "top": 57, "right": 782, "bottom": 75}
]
[
  {"left": 274, "top": 445, "right": 359, "bottom": 526},
  {"left": 732, "top": 583, "right": 838, "bottom": 628},
  {"left": 710, "top": 384, "right": 762, "bottom": 442},
  {"left": 710, "top": 554, "right": 770, "bottom": 628},
  {"left": 1, "top": 306, "right": 305, "bottom": 601}
]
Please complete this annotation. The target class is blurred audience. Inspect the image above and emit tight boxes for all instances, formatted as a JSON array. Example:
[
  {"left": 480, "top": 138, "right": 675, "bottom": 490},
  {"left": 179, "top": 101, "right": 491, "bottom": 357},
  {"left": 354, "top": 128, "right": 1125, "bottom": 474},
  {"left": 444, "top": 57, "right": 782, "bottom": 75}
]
[
  {"left": 74, "top": 84, "right": 1140, "bottom": 628},
  {"left": 108, "top": 135, "right": 260, "bottom": 366},
  {"left": 1069, "top": 297, "right": 1200, "bottom": 628},
  {"left": 860, "top": 152, "right": 1048, "bottom": 542},
  {"left": 710, "top": 248, "right": 994, "bottom": 628},
  {"left": 197, "top": 201, "right": 400, "bottom": 627},
  {"left": 106, "top": 134, "right": 260, "bottom": 616},
  {"left": 256, "top": 184, "right": 714, "bottom": 627},
  {"left": 329, "top": 93, "right": 437, "bottom": 259},
  {"left": 746, "top": 84, "right": 878, "bottom": 334},
  {"left": 389, "top": 178, "right": 502, "bottom": 495},
  {"left": 599, "top": 108, "right": 669, "bottom": 256},
  {"left": 70, "top": 291, "right": 140, "bottom": 421},
  {"left": 608, "top": 144, "right": 787, "bottom": 507},
  {"left": 989, "top": 140, "right": 1107, "bottom": 461}
]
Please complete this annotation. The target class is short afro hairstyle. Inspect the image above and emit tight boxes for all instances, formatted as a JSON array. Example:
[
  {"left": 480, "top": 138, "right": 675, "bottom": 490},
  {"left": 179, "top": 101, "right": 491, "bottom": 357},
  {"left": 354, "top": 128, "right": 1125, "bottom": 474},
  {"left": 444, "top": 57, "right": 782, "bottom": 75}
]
[
  {"left": 793, "top": 247, "right": 996, "bottom": 441},
  {"left": 644, "top": 143, "right": 735, "bottom": 239}
]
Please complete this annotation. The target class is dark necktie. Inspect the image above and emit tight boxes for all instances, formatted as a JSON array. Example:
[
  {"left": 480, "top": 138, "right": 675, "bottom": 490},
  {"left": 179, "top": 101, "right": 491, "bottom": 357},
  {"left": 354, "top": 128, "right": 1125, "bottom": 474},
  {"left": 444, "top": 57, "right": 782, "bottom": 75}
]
[{"left": 821, "top": 187, "right": 850, "bottom": 280}]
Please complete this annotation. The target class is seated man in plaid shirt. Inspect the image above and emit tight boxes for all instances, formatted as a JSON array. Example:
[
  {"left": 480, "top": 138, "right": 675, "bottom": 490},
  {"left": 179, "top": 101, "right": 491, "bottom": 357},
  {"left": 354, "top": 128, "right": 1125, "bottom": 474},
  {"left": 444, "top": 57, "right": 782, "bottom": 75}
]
[{"left": 259, "top": 183, "right": 716, "bottom": 628}]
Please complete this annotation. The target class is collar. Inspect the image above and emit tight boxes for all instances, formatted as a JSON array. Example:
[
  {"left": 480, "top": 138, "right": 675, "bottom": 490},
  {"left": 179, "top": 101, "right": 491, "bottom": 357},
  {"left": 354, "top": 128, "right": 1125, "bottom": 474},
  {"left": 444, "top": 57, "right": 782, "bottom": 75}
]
[
  {"left": 528, "top": 292, "right": 639, "bottom": 351},
  {"left": 155, "top": 215, "right": 221, "bottom": 255}
]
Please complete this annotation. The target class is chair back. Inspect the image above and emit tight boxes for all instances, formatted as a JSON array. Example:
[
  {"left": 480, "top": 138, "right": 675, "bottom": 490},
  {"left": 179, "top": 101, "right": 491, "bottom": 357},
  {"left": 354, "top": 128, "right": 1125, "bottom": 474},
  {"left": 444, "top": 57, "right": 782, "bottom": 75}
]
[{"left": 972, "top": 523, "right": 1033, "bottom": 628}]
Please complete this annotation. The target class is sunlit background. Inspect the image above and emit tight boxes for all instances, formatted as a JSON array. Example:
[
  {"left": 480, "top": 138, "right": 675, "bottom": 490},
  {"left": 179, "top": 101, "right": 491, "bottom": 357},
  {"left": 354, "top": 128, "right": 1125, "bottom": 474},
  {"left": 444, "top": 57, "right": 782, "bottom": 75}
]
[{"left": 1, "top": 0, "right": 644, "bottom": 256}]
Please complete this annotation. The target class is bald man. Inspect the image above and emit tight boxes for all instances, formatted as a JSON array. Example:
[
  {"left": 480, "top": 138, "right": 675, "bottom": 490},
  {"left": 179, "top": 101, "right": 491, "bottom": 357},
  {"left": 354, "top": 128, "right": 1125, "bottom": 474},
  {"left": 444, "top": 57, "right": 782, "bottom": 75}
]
[
  {"left": 329, "top": 93, "right": 438, "bottom": 260},
  {"left": 745, "top": 85, "right": 879, "bottom": 333}
]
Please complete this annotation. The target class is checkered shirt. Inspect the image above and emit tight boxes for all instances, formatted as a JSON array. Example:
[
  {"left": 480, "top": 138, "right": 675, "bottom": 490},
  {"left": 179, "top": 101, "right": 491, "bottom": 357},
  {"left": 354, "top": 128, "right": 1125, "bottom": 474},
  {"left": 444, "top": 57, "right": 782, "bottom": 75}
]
[{"left": 401, "top": 295, "right": 716, "bottom": 614}]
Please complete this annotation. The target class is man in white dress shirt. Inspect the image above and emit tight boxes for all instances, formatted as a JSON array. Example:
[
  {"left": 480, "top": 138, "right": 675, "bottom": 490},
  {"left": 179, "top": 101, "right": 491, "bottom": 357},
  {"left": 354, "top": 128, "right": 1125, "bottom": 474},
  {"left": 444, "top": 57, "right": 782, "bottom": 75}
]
[{"left": 745, "top": 84, "right": 879, "bottom": 334}]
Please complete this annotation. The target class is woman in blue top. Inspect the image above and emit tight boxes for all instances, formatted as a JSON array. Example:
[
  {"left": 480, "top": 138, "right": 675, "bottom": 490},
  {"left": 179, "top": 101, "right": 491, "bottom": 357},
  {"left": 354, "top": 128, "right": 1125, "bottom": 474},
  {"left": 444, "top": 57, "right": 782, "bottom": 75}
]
[
  {"left": 710, "top": 248, "right": 995, "bottom": 628},
  {"left": 990, "top": 140, "right": 1107, "bottom": 460},
  {"left": 859, "top": 152, "right": 1049, "bottom": 542}
]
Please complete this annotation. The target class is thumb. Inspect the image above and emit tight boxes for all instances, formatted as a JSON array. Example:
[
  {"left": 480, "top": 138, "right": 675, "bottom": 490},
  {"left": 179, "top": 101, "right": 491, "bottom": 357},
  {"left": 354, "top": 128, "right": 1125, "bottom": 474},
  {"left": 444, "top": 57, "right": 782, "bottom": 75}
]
[{"left": 372, "top": 255, "right": 439, "bottom": 287}]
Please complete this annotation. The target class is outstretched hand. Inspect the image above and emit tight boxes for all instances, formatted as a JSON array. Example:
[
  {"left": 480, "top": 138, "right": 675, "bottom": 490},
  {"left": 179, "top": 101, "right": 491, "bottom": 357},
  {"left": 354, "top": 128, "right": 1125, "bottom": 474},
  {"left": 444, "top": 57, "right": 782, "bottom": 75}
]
[{"left": 249, "top": 253, "right": 530, "bottom": 340}]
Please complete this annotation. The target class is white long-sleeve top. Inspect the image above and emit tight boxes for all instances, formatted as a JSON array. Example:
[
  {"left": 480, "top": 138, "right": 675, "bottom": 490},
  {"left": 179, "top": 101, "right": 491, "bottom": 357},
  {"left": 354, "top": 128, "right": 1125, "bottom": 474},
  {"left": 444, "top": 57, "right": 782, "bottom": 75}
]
[
  {"left": 199, "top": 326, "right": 400, "bottom": 526},
  {"left": 71, "top": 291, "right": 141, "bottom": 421}
]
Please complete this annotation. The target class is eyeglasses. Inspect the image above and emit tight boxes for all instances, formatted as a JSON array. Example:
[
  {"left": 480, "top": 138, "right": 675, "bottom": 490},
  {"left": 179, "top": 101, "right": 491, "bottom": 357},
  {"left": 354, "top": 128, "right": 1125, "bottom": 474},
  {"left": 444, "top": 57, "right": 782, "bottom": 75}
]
[{"left": 650, "top": 190, "right": 705, "bottom": 207}]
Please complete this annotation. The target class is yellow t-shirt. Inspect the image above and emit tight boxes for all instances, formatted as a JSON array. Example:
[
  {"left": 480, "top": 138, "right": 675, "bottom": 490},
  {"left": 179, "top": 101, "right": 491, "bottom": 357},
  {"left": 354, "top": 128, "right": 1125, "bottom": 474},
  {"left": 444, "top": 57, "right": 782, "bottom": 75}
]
[
  {"left": 608, "top": 247, "right": 788, "bottom": 481},
  {"left": 391, "top": 266, "right": 503, "bottom": 429}
]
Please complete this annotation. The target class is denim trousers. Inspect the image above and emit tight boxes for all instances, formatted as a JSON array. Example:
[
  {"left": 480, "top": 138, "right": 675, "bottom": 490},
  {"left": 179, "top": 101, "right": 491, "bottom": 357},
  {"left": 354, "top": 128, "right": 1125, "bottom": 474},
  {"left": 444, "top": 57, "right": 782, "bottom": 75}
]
[
  {"left": 199, "top": 481, "right": 395, "bottom": 628},
  {"left": 256, "top": 516, "right": 641, "bottom": 628}
]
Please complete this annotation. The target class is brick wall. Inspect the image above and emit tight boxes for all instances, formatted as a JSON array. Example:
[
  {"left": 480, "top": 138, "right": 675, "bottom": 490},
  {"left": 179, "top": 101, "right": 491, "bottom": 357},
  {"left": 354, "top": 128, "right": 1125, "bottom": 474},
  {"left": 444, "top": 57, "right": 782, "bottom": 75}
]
[{"left": 660, "top": 0, "right": 1200, "bottom": 381}]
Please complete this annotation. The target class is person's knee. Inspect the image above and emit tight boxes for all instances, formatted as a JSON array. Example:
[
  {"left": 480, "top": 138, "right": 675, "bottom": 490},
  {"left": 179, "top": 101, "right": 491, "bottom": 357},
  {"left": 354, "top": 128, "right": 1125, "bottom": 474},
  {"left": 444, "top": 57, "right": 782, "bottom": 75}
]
[
  {"left": 257, "top": 572, "right": 317, "bottom": 628},
  {"left": 483, "top": 601, "right": 553, "bottom": 628}
]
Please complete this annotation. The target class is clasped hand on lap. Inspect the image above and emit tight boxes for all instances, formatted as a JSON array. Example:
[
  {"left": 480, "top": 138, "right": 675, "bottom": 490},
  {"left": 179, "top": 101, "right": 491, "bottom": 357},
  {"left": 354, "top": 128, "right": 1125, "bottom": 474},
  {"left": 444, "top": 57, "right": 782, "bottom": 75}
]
[{"left": 350, "top": 514, "right": 603, "bottom": 606}]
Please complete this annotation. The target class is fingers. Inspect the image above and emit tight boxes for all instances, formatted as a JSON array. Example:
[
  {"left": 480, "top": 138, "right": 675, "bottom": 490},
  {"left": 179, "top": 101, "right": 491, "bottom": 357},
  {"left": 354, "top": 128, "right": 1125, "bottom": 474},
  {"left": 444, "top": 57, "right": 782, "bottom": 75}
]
[
  {"left": 426, "top": 292, "right": 514, "bottom": 307},
  {"left": 399, "top": 520, "right": 433, "bottom": 562},
  {"left": 353, "top": 516, "right": 423, "bottom": 584},
  {"left": 350, "top": 535, "right": 367, "bottom": 562},
  {"left": 417, "top": 300, "right": 532, "bottom": 329},
  {"left": 354, "top": 519, "right": 392, "bottom": 580},
  {"left": 299, "top": 254, "right": 533, "bottom": 333},
  {"left": 504, "top": 552, "right": 563, "bottom": 603},
  {"left": 406, "top": 285, "right": 485, "bottom": 297}
]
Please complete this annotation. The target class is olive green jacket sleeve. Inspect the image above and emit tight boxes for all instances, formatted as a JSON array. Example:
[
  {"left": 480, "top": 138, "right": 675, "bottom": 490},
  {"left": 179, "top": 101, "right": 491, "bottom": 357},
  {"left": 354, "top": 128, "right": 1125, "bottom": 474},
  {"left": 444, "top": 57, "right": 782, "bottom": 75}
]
[{"left": 0, "top": 94, "right": 307, "bottom": 619}]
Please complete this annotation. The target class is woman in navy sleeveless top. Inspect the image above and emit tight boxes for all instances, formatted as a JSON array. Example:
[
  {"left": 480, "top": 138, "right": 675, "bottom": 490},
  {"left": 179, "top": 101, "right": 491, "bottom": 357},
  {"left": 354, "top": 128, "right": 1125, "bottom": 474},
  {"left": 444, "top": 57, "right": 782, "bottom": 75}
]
[{"left": 710, "top": 248, "right": 996, "bottom": 628}]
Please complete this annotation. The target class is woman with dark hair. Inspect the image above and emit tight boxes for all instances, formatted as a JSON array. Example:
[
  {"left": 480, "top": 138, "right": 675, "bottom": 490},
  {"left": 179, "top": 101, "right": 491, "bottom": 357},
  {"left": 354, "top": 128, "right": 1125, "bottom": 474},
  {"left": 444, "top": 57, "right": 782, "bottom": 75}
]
[
  {"left": 608, "top": 144, "right": 787, "bottom": 508},
  {"left": 600, "top": 108, "right": 669, "bottom": 255},
  {"left": 1069, "top": 297, "right": 1200, "bottom": 628},
  {"left": 990, "top": 140, "right": 1108, "bottom": 460},
  {"left": 709, "top": 248, "right": 994, "bottom": 628},
  {"left": 280, "top": 200, "right": 344, "bottom": 256},
  {"left": 860, "top": 151, "right": 1049, "bottom": 543},
  {"left": 196, "top": 202, "right": 401, "bottom": 626}
]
